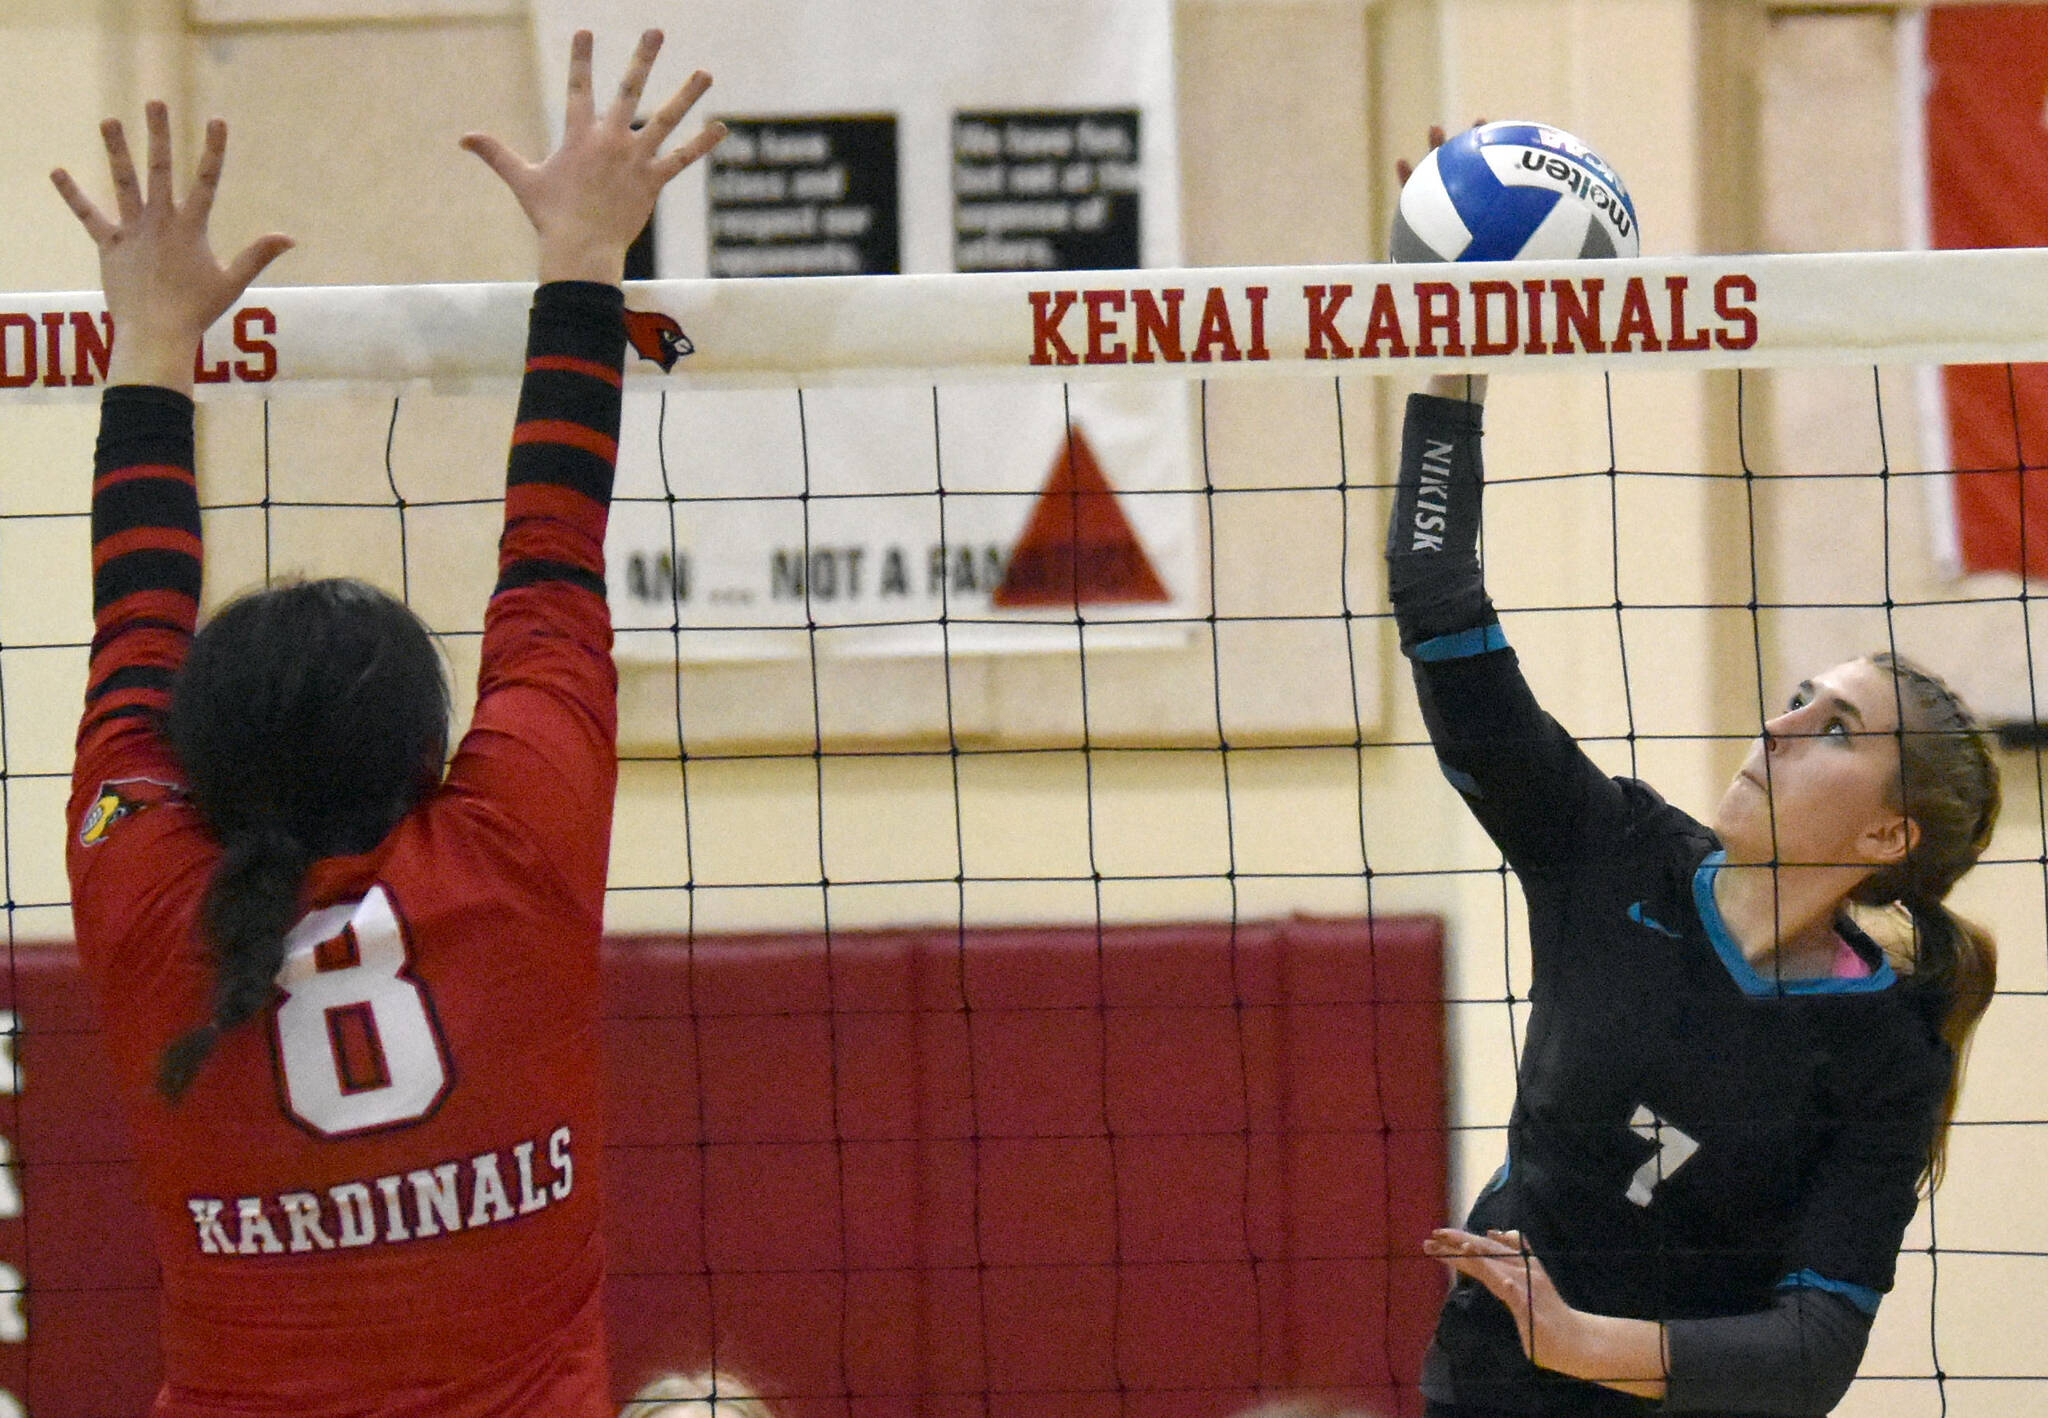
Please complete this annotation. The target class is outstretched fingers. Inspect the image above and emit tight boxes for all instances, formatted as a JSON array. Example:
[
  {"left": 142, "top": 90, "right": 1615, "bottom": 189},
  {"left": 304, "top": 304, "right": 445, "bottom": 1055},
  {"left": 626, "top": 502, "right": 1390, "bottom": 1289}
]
[
  {"left": 49, "top": 168, "right": 116, "bottom": 245},
  {"left": 102, "top": 117, "right": 143, "bottom": 223},
  {"left": 77, "top": 107, "right": 234, "bottom": 234},
  {"left": 186, "top": 118, "right": 229, "bottom": 226},
  {"left": 1427, "top": 1228, "right": 1534, "bottom": 1279},
  {"left": 56, "top": 100, "right": 295, "bottom": 388},
  {"left": 564, "top": 29, "right": 596, "bottom": 130},
  {"left": 459, "top": 132, "right": 534, "bottom": 196},
  {"left": 655, "top": 118, "right": 729, "bottom": 182},
  {"left": 144, "top": 100, "right": 175, "bottom": 209},
  {"left": 608, "top": 29, "right": 663, "bottom": 127},
  {"left": 224, "top": 233, "right": 297, "bottom": 292},
  {"left": 499, "top": 35, "right": 727, "bottom": 279},
  {"left": 640, "top": 69, "right": 713, "bottom": 150}
]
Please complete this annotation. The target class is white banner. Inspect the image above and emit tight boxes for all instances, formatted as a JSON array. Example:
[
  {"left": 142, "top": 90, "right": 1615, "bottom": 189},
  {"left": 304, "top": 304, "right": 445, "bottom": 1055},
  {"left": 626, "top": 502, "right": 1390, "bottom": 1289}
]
[
  {"left": 528, "top": 0, "right": 1182, "bottom": 280},
  {"left": 531, "top": 0, "right": 1187, "bottom": 661},
  {"left": 605, "top": 378, "right": 1199, "bottom": 660}
]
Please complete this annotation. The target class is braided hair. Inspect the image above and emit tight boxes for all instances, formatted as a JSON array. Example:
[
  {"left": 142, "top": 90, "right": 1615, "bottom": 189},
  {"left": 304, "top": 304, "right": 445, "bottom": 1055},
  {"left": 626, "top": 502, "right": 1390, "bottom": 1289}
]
[{"left": 157, "top": 578, "right": 449, "bottom": 1099}]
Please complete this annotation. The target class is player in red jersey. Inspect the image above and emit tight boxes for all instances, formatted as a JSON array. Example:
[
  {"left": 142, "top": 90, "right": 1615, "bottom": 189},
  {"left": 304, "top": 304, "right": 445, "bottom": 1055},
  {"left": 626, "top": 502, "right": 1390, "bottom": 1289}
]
[{"left": 52, "top": 32, "right": 725, "bottom": 1417}]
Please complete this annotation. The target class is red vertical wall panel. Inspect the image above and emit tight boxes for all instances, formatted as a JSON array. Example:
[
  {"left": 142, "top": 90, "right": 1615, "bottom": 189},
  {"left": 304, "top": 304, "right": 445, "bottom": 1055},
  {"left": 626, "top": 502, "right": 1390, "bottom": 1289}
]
[
  {"left": 2, "top": 917, "right": 1446, "bottom": 1418},
  {"left": 1929, "top": 5, "right": 2048, "bottom": 577}
]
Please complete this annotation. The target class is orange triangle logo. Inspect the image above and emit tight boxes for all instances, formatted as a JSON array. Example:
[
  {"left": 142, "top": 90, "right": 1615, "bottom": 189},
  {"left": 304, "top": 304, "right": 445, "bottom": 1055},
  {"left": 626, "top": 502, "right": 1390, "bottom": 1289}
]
[{"left": 991, "top": 425, "right": 1171, "bottom": 608}]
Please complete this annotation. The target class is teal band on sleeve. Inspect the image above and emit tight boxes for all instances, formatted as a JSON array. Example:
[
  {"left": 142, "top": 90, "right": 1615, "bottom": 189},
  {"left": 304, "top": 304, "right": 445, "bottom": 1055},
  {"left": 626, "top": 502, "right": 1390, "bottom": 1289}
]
[
  {"left": 1776, "top": 1268, "right": 1882, "bottom": 1317},
  {"left": 1411, "top": 624, "right": 1509, "bottom": 662}
]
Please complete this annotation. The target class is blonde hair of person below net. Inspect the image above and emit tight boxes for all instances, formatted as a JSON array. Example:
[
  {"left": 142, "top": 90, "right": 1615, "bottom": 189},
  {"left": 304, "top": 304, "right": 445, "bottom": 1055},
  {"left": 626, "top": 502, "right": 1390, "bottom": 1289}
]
[{"left": 620, "top": 1371, "right": 778, "bottom": 1418}]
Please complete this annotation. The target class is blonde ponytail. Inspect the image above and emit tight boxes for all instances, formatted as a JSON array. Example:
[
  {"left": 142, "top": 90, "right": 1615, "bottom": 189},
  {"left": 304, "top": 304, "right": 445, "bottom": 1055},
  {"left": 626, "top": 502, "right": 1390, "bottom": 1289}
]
[
  {"left": 1904, "top": 903, "right": 1996, "bottom": 1192},
  {"left": 1849, "top": 652, "right": 2001, "bottom": 1191}
]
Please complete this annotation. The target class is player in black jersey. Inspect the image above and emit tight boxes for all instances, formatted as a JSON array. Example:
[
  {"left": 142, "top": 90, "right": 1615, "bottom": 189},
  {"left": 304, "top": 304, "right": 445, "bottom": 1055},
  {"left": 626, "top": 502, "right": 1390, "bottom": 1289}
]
[{"left": 1390, "top": 375, "right": 2000, "bottom": 1418}]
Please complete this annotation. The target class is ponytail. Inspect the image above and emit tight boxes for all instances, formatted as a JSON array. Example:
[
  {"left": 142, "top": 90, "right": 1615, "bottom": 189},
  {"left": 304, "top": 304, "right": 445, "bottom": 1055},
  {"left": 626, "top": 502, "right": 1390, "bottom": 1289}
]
[
  {"left": 1913, "top": 902, "right": 1996, "bottom": 1192},
  {"left": 1858, "top": 897, "right": 1999, "bottom": 1190},
  {"left": 157, "top": 825, "right": 312, "bottom": 1099},
  {"left": 1852, "top": 652, "right": 2002, "bottom": 1191},
  {"left": 158, "top": 578, "right": 449, "bottom": 1101}
]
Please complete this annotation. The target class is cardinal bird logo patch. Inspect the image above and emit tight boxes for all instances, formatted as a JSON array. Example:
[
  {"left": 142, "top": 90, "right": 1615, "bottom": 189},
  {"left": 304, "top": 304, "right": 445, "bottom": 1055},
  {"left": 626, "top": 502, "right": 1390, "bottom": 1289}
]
[
  {"left": 624, "top": 309, "right": 693, "bottom": 371},
  {"left": 78, "top": 777, "right": 182, "bottom": 846}
]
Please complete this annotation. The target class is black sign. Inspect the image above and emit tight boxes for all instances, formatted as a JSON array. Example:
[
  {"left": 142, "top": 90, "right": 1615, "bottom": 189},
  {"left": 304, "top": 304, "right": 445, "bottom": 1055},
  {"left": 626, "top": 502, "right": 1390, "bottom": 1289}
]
[
  {"left": 707, "top": 116, "right": 900, "bottom": 278},
  {"left": 953, "top": 109, "right": 1142, "bottom": 272}
]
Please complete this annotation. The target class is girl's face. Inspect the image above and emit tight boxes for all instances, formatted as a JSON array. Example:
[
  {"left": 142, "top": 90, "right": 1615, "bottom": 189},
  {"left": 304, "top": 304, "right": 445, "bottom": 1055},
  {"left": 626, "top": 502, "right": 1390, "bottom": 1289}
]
[{"left": 1713, "top": 658, "right": 1917, "bottom": 872}]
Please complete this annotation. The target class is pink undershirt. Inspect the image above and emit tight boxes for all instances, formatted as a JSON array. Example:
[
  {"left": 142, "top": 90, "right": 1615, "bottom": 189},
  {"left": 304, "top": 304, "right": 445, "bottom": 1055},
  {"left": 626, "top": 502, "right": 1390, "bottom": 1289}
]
[{"left": 1830, "top": 934, "right": 1874, "bottom": 979}]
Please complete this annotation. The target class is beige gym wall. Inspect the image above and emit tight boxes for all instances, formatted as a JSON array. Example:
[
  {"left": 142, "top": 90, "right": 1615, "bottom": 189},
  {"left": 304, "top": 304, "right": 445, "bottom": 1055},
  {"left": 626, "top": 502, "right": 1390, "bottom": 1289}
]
[
  {"left": 4, "top": 5, "right": 2042, "bottom": 1410},
  {"left": 0, "top": 0, "right": 1762, "bottom": 1224}
]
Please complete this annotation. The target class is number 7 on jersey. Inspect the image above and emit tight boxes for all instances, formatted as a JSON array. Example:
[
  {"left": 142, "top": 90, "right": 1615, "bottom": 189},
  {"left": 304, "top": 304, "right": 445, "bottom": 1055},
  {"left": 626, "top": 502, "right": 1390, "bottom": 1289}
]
[{"left": 1626, "top": 1104, "right": 1700, "bottom": 1207}]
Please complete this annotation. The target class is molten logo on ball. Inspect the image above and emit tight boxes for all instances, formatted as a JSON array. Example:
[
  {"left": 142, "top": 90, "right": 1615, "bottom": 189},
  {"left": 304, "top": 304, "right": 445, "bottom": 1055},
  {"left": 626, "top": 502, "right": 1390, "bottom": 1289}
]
[{"left": 1391, "top": 120, "right": 1639, "bottom": 264}]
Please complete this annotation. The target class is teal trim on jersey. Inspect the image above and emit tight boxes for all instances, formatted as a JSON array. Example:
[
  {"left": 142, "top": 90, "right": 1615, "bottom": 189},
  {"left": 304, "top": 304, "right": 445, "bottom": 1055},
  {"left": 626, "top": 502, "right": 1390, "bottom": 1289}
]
[
  {"left": 1627, "top": 901, "right": 1681, "bottom": 939},
  {"left": 1439, "top": 762, "right": 1484, "bottom": 799},
  {"left": 1412, "top": 624, "right": 1508, "bottom": 662},
  {"left": 1777, "top": 1268, "right": 1882, "bottom": 1316},
  {"left": 1692, "top": 851, "right": 1898, "bottom": 996}
]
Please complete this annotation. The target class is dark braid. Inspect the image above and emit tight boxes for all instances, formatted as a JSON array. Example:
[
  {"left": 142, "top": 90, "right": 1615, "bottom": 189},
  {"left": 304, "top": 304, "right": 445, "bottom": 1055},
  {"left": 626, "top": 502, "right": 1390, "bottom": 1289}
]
[
  {"left": 158, "top": 579, "right": 449, "bottom": 1099},
  {"left": 157, "top": 826, "right": 311, "bottom": 1097}
]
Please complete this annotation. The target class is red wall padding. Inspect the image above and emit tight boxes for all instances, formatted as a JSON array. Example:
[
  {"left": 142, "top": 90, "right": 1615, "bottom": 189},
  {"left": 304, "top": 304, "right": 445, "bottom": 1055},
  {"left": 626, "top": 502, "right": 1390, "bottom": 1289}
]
[{"left": 0, "top": 916, "right": 1445, "bottom": 1418}]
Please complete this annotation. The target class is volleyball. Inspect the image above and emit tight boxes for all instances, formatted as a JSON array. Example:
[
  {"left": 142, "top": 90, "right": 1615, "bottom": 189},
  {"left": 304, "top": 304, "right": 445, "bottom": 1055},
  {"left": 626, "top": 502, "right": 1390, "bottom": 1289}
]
[{"left": 1390, "top": 120, "right": 1639, "bottom": 262}]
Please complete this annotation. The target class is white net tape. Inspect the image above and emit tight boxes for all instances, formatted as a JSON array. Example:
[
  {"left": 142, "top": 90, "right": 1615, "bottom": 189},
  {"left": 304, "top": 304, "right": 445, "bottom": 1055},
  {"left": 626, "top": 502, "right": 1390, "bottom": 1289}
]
[
  {"left": 4, "top": 251, "right": 2047, "bottom": 1414},
  {"left": 8, "top": 249, "right": 2048, "bottom": 398}
]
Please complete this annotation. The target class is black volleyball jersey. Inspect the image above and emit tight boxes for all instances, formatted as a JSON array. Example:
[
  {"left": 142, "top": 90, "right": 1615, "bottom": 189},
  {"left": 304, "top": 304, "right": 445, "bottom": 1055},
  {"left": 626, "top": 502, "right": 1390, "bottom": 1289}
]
[{"left": 1409, "top": 631, "right": 1951, "bottom": 1415}]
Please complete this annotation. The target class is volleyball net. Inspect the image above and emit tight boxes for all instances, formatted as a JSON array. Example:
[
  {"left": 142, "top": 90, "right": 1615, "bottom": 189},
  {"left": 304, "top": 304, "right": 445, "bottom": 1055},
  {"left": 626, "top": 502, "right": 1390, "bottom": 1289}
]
[{"left": 2, "top": 250, "right": 2046, "bottom": 1416}]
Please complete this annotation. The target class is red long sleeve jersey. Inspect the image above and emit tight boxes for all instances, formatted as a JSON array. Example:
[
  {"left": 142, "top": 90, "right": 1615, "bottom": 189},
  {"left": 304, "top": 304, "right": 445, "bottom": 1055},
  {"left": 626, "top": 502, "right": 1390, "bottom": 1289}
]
[{"left": 65, "top": 284, "right": 628, "bottom": 1418}]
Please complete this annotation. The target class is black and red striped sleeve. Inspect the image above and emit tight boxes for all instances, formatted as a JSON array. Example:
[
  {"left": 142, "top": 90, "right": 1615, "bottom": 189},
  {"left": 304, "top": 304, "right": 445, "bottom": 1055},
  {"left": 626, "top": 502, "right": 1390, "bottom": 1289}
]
[
  {"left": 74, "top": 384, "right": 200, "bottom": 793},
  {"left": 446, "top": 282, "right": 625, "bottom": 906},
  {"left": 495, "top": 281, "right": 625, "bottom": 603}
]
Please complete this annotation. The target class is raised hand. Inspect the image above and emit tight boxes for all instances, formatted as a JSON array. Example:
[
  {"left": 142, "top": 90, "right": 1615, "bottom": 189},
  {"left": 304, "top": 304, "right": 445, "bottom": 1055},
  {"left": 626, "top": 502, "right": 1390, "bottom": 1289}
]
[
  {"left": 461, "top": 29, "right": 727, "bottom": 286},
  {"left": 50, "top": 103, "right": 294, "bottom": 394},
  {"left": 1394, "top": 124, "right": 1451, "bottom": 187},
  {"left": 1394, "top": 121, "right": 1489, "bottom": 402},
  {"left": 1393, "top": 120, "right": 1488, "bottom": 186}
]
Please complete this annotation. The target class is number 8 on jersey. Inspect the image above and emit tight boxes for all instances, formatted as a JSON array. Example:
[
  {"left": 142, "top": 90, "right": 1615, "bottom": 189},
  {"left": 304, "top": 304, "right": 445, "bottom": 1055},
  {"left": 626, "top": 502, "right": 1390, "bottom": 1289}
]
[{"left": 272, "top": 886, "right": 451, "bottom": 1137}]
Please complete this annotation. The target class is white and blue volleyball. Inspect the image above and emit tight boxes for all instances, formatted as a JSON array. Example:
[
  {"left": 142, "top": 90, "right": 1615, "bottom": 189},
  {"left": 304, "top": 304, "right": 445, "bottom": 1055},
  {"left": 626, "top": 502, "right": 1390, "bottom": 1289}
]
[{"left": 1391, "top": 121, "right": 1638, "bottom": 262}]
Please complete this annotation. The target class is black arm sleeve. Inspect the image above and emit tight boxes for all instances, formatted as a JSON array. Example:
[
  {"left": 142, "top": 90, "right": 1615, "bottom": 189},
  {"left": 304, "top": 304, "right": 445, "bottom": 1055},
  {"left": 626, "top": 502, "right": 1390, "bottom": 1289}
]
[
  {"left": 1386, "top": 393, "right": 1634, "bottom": 879},
  {"left": 1664, "top": 1288, "right": 1873, "bottom": 1415},
  {"left": 1386, "top": 393, "right": 1492, "bottom": 650}
]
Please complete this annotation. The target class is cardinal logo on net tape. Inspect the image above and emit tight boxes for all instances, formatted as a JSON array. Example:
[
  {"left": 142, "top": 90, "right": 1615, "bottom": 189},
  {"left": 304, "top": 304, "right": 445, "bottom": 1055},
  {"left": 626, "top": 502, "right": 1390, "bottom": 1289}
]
[{"left": 624, "top": 309, "right": 694, "bottom": 371}]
